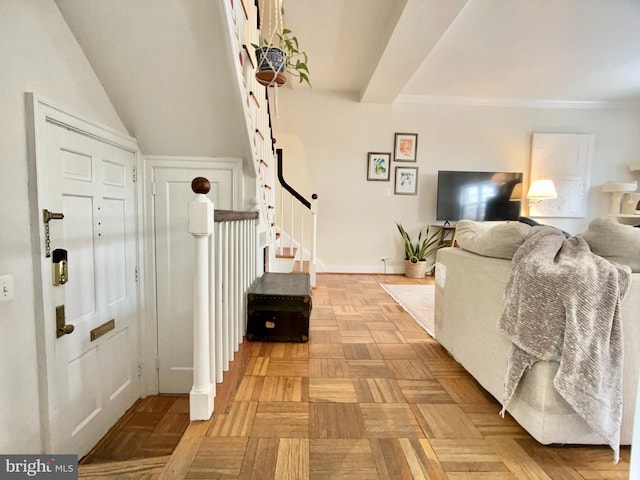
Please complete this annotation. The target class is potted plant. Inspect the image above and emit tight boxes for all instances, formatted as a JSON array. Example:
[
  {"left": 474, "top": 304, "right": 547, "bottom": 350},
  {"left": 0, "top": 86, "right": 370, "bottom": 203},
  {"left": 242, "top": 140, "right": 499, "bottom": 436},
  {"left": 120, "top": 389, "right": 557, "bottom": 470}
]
[
  {"left": 396, "top": 223, "right": 442, "bottom": 278},
  {"left": 253, "top": 28, "right": 311, "bottom": 87}
]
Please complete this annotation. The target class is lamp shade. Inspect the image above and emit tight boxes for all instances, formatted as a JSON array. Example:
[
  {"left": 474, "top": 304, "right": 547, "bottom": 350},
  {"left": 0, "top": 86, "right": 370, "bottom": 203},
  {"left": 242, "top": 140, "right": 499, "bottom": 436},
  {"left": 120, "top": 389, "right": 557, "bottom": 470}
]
[
  {"left": 527, "top": 179, "right": 557, "bottom": 200},
  {"left": 509, "top": 182, "right": 523, "bottom": 201}
]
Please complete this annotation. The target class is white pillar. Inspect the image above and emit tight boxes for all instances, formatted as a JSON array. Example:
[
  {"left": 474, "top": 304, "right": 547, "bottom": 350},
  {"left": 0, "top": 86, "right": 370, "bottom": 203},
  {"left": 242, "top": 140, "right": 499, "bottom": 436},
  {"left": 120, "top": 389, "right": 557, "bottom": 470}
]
[{"left": 188, "top": 177, "right": 215, "bottom": 421}]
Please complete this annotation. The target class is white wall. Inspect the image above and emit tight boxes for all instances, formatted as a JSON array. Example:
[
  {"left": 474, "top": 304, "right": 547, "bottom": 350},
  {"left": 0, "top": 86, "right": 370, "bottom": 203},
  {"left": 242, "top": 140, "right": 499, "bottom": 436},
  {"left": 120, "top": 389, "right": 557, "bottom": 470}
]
[
  {"left": 272, "top": 90, "right": 640, "bottom": 273},
  {"left": 0, "top": 0, "right": 128, "bottom": 453}
]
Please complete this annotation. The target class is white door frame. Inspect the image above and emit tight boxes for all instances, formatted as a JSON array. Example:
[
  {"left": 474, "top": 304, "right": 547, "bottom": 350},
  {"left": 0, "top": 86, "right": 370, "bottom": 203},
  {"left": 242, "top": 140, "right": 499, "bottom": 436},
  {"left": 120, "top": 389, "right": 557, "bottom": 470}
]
[
  {"left": 142, "top": 156, "right": 243, "bottom": 394},
  {"left": 26, "top": 93, "right": 144, "bottom": 453}
]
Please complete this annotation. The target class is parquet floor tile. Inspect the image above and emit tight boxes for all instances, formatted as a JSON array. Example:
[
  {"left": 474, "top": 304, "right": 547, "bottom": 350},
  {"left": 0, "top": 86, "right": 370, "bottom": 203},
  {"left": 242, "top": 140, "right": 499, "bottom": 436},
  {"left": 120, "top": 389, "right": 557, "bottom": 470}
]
[
  {"left": 265, "top": 358, "right": 309, "bottom": 376},
  {"left": 354, "top": 377, "right": 405, "bottom": 403},
  {"left": 413, "top": 403, "right": 484, "bottom": 439},
  {"left": 308, "top": 358, "right": 349, "bottom": 378},
  {"left": 347, "top": 359, "right": 394, "bottom": 378},
  {"left": 376, "top": 343, "right": 418, "bottom": 359},
  {"left": 370, "top": 437, "right": 449, "bottom": 480},
  {"left": 184, "top": 437, "right": 248, "bottom": 479},
  {"left": 396, "top": 379, "right": 455, "bottom": 404},
  {"left": 343, "top": 343, "right": 382, "bottom": 360},
  {"left": 208, "top": 401, "right": 257, "bottom": 437},
  {"left": 250, "top": 402, "right": 309, "bottom": 438},
  {"left": 309, "top": 439, "right": 378, "bottom": 480},
  {"left": 309, "top": 402, "right": 366, "bottom": 439},
  {"left": 83, "top": 273, "right": 631, "bottom": 479},
  {"left": 309, "top": 377, "right": 358, "bottom": 402},
  {"left": 308, "top": 343, "right": 344, "bottom": 358},
  {"left": 386, "top": 358, "right": 434, "bottom": 380},
  {"left": 360, "top": 403, "right": 424, "bottom": 438}
]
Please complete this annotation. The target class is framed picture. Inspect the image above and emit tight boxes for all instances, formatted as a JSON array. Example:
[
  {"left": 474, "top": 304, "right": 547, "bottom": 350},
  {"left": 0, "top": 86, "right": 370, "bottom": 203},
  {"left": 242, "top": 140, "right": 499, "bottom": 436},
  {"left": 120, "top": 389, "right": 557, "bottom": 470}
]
[
  {"left": 394, "top": 133, "right": 418, "bottom": 162},
  {"left": 367, "top": 152, "right": 391, "bottom": 181},
  {"left": 529, "top": 133, "right": 594, "bottom": 218},
  {"left": 394, "top": 166, "right": 418, "bottom": 195}
]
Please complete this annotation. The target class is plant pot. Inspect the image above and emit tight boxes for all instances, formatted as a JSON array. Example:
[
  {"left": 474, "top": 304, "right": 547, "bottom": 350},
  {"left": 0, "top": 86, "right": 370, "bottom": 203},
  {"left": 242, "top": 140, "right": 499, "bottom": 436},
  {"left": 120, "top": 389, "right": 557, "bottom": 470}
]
[
  {"left": 255, "top": 46, "right": 287, "bottom": 87},
  {"left": 404, "top": 259, "right": 427, "bottom": 279}
]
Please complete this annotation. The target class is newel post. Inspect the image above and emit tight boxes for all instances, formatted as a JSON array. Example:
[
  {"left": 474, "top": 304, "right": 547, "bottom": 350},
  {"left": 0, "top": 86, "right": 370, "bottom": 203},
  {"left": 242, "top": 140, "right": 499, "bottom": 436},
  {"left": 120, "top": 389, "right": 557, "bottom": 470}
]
[
  {"left": 310, "top": 193, "right": 319, "bottom": 287},
  {"left": 188, "top": 177, "right": 214, "bottom": 420}
]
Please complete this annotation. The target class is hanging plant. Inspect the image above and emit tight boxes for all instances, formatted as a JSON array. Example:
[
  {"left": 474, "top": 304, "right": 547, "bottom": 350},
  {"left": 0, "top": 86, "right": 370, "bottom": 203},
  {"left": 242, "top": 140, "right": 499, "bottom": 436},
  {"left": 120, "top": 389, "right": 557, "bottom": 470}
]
[
  {"left": 254, "top": 0, "right": 309, "bottom": 87},
  {"left": 253, "top": 29, "right": 311, "bottom": 88}
]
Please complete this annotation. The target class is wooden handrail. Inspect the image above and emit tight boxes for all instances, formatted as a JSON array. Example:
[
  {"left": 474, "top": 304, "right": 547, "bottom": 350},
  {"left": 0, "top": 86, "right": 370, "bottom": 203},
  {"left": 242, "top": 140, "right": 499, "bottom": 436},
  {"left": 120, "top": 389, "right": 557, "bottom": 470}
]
[{"left": 214, "top": 210, "right": 259, "bottom": 222}]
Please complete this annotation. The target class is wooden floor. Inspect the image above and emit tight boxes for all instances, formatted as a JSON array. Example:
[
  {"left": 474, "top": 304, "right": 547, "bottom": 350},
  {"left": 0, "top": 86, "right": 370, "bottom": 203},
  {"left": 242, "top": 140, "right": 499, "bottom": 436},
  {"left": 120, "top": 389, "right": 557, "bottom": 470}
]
[{"left": 80, "top": 273, "right": 631, "bottom": 479}]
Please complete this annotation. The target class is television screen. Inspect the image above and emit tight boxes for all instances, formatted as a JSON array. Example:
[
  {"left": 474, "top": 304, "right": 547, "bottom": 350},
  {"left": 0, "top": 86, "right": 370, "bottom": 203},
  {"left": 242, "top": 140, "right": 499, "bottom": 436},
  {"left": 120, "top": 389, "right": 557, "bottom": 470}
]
[{"left": 436, "top": 170, "right": 523, "bottom": 222}]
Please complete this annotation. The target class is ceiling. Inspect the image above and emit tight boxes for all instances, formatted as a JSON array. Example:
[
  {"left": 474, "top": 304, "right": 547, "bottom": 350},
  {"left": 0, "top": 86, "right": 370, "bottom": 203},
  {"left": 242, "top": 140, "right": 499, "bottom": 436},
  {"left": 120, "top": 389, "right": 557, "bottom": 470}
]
[
  {"left": 55, "top": 0, "right": 247, "bottom": 157},
  {"left": 284, "top": 0, "right": 640, "bottom": 105},
  {"left": 53, "top": 0, "right": 640, "bottom": 156}
]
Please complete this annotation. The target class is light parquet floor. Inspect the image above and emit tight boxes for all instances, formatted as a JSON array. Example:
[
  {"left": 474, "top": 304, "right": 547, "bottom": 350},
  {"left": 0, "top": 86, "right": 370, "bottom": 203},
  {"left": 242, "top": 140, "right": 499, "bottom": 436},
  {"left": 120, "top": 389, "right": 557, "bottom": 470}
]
[{"left": 83, "top": 273, "right": 631, "bottom": 479}]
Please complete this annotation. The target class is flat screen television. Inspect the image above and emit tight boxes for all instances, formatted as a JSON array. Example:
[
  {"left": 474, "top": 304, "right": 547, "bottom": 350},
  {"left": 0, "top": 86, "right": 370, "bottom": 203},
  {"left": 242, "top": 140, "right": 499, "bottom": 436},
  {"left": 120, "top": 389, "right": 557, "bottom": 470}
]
[{"left": 436, "top": 170, "right": 524, "bottom": 222}]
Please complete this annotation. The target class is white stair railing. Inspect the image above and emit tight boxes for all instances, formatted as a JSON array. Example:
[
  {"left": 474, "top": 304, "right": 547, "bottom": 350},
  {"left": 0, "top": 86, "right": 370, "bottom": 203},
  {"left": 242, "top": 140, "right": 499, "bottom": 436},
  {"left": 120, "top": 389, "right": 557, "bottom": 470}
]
[
  {"left": 188, "top": 177, "right": 260, "bottom": 420},
  {"left": 275, "top": 149, "right": 319, "bottom": 286}
]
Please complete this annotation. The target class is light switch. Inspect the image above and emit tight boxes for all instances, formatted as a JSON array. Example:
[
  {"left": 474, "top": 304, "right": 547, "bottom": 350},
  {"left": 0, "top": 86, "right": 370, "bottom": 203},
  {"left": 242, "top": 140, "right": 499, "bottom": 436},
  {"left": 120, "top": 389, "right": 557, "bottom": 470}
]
[{"left": 0, "top": 274, "right": 14, "bottom": 302}]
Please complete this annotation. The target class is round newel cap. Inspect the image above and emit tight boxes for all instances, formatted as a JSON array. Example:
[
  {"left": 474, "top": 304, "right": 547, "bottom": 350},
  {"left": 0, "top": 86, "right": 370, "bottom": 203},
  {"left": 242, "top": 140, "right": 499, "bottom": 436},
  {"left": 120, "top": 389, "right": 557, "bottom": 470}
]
[
  {"left": 312, "top": 193, "right": 318, "bottom": 200},
  {"left": 191, "top": 177, "right": 210, "bottom": 194}
]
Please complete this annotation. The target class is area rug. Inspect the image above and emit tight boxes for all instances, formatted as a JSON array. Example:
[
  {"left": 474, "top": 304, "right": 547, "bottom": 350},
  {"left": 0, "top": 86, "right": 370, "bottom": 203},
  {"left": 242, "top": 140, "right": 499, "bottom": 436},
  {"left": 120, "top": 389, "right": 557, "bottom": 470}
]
[{"left": 380, "top": 283, "right": 435, "bottom": 337}]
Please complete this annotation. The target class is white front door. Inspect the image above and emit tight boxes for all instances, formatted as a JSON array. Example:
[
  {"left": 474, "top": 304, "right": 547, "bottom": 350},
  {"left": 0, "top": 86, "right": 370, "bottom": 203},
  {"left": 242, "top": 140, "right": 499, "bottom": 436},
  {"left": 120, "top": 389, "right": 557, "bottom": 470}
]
[
  {"left": 38, "top": 119, "right": 140, "bottom": 456},
  {"left": 153, "top": 166, "right": 235, "bottom": 393}
]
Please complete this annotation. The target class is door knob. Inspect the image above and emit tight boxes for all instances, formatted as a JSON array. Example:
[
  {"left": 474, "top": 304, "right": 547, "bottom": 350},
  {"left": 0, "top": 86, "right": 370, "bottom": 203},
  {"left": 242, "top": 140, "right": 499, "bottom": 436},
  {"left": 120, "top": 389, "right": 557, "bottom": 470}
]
[
  {"left": 55, "top": 305, "right": 74, "bottom": 338},
  {"left": 58, "top": 324, "right": 74, "bottom": 337}
]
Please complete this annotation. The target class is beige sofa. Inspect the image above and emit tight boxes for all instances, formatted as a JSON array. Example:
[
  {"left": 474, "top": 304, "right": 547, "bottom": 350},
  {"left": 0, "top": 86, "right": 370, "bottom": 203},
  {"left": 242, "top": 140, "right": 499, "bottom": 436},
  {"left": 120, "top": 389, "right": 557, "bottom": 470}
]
[{"left": 434, "top": 219, "right": 640, "bottom": 445}]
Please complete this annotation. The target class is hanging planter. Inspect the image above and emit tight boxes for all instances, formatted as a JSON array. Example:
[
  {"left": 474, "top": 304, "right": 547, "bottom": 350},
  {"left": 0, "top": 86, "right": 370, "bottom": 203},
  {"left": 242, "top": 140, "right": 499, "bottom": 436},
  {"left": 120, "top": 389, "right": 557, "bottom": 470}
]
[
  {"left": 252, "top": 29, "right": 311, "bottom": 88},
  {"left": 255, "top": 45, "right": 287, "bottom": 87}
]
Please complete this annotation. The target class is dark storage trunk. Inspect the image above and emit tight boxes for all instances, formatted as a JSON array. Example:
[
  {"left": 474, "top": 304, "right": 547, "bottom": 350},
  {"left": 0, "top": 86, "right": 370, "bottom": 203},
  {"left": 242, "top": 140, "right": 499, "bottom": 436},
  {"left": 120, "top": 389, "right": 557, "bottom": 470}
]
[{"left": 246, "top": 273, "right": 311, "bottom": 342}]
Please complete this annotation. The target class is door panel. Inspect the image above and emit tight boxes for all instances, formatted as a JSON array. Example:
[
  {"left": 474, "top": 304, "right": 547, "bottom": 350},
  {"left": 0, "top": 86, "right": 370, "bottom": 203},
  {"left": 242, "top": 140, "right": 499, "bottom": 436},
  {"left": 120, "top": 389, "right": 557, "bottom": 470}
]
[
  {"left": 62, "top": 195, "right": 97, "bottom": 320},
  {"left": 154, "top": 167, "right": 235, "bottom": 393},
  {"left": 42, "top": 121, "right": 139, "bottom": 456}
]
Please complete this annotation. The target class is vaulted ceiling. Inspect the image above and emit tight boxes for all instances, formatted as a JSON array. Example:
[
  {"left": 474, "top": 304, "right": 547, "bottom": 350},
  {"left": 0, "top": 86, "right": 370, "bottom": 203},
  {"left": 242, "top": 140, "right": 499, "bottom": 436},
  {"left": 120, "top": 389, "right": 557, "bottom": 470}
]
[
  {"left": 285, "top": 0, "right": 640, "bottom": 105},
  {"left": 55, "top": 0, "right": 640, "bottom": 155}
]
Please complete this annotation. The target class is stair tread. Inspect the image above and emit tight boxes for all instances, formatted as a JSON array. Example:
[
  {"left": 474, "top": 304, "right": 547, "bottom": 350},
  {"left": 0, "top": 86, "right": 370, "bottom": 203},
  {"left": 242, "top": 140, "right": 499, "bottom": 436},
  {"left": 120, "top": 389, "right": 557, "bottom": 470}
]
[{"left": 276, "top": 247, "right": 297, "bottom": 259}]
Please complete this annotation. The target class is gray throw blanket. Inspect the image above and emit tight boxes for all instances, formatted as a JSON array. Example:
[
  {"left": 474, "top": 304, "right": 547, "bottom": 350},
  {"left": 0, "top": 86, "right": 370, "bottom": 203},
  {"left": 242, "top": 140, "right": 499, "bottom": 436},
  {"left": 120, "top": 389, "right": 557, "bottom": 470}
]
[{"left": 499, "top": 226, "right": 631, "bottom": 462}]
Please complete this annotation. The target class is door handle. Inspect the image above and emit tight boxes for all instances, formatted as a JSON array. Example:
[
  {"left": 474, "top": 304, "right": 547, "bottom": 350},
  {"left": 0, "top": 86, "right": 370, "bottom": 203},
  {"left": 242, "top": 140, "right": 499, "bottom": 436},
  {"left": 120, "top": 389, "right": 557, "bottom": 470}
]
[
  {"left": 58, "top": 324, "right": 75, "bottom": 336},
  {"left": 55, "top": 305, "right": 74, "bottom": 338}
]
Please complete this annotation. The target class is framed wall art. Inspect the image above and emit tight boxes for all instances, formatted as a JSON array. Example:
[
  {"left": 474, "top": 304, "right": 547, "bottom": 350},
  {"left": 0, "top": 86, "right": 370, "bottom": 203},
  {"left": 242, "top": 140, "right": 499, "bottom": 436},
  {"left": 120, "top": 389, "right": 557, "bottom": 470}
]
[
  {"left": 394, "top": 133, "right": 418, "bottom": 162},
  {"left": 529, "top": 133, "right": 594, "bottom": 217},
  {"left": 394, "top": 166, "right": 418, "bottom": 195},
  {"left": 367, "top": 152, "right": 391, "bottom": 181}
]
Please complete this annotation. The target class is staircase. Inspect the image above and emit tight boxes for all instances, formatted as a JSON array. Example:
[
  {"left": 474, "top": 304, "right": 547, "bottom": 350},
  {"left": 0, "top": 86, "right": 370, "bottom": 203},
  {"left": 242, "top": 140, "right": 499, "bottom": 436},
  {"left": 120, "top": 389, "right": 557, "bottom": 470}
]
[{"left": 270, "top": 149, "right": 318, "bottom": 284}]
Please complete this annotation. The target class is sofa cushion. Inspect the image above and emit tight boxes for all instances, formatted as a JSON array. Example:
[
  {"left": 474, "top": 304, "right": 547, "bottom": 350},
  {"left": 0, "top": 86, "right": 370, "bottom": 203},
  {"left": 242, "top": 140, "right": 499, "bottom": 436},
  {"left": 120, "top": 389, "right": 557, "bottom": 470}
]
[
  {"left": 518, "top": 216, "right": 571, "bottom": 238},
  {"left": 580, "top": 217, "right": 640, "bottom": 272},
  {"left": 455, "top": 220, "right": 531, "bottom": 259}
]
